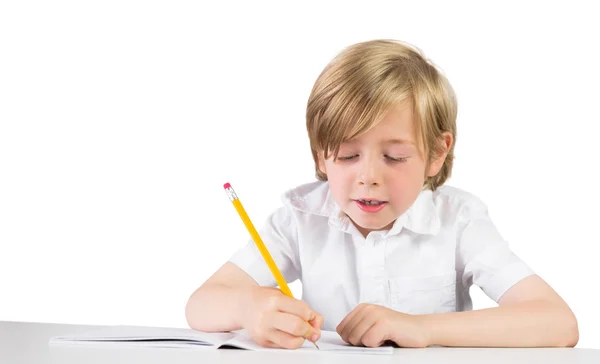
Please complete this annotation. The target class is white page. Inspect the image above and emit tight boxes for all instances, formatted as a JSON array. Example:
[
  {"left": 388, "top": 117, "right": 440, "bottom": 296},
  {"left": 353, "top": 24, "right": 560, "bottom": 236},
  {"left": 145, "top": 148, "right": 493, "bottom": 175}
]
[
  {"left": 49, "top": 326, "right": 393, "bottom": 354},
  {"left": 226, "top": 330, "right": 393, "bottom": 354},
  {"left": 49, "top": 325, "right": 235, "bottom": 347}
]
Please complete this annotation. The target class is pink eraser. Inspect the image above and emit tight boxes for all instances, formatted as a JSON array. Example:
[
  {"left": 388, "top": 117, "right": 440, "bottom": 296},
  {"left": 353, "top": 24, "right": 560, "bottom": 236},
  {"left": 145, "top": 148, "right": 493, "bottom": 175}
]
[{"left": 223, "top": 182, "right": 231, "bottom": 189}]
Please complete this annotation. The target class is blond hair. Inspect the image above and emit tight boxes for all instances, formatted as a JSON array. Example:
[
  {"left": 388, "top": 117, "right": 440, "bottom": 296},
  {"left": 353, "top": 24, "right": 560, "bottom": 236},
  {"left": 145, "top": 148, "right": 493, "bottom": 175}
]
[{"left": 306, "top": 39, "right": 457, "bottom": 191}]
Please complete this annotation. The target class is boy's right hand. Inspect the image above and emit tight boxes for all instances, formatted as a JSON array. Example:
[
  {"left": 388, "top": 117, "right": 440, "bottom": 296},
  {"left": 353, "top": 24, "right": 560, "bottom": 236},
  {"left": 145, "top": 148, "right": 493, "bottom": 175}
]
[{"left": 239, "top": 286, "right": 324, "bottom": 349}]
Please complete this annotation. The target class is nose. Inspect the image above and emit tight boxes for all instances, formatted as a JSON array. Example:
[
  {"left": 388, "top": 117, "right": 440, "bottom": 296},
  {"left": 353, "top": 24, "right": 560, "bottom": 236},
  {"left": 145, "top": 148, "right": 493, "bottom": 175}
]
[{"left": 357, "top": 156, "right": 380, "bottom": 186}]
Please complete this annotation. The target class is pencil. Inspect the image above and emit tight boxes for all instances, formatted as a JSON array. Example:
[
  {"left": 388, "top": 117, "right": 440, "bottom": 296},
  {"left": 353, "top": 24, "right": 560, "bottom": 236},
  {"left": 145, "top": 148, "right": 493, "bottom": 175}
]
[{"left": 223, "top": 182, "right": 319, "bottom": 349}]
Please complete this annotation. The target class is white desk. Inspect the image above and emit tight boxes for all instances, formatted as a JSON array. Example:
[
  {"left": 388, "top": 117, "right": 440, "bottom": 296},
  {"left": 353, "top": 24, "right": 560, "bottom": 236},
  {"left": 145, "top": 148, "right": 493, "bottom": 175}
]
[{"left": 2, "top": 320, "right": 599, "bottom": 363}]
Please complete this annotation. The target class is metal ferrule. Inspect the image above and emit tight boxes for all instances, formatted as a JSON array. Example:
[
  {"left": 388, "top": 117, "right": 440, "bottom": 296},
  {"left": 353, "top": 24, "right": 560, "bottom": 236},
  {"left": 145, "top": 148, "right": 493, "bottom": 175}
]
[{"left": 224, "top": 187, "right": 238, "bottom": 202}]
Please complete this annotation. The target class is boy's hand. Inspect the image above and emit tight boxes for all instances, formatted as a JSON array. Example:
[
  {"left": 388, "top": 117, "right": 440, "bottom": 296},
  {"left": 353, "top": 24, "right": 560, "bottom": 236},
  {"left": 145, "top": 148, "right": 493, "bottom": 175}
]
[
  {"left": 336, "top": 303, "right": 429, "bottom": 348},
  {"left": 240, "top": 286, "right": 324, "bottom": 349}
]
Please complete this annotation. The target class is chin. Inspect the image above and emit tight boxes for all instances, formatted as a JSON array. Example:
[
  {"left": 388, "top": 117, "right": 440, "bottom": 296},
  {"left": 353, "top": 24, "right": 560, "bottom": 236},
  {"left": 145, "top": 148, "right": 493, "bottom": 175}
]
[
  {"left": 353, "top": 217, "right": 394, "bottom": 231},
  {"left": 346, "top": 207, "right": 395, "bottom": 231}
]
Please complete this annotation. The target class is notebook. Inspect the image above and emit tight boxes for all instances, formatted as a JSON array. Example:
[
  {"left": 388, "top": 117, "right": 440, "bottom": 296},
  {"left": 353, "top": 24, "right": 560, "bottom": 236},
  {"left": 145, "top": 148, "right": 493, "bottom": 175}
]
[{"left": 49, "top": 325, "right": 394, "bottom": 355}]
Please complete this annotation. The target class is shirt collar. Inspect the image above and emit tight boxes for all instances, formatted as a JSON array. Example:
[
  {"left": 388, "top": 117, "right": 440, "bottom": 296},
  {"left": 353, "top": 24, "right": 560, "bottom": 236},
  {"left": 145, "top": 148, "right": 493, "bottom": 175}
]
[
  {"left": 282, "top": 181, "right": 441, "bottom": 237},
  {"left": 388, "top": 189, "right": 441, "bottom": 236}
]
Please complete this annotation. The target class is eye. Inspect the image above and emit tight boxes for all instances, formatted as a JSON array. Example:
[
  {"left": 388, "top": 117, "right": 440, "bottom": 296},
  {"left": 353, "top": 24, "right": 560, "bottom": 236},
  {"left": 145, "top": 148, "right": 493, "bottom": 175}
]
[
  {"left": 385, "top": 155, "right": 409, "bottom": 163},
  {"left": 337, "top": 154, "right": 358, "bottom": 161}
]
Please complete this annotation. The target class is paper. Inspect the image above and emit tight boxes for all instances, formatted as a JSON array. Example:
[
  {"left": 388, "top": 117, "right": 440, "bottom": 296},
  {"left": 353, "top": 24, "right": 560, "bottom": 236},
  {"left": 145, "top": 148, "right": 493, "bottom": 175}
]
[{"left": 49, "top": 325, "right": 393, "bottom": 354}]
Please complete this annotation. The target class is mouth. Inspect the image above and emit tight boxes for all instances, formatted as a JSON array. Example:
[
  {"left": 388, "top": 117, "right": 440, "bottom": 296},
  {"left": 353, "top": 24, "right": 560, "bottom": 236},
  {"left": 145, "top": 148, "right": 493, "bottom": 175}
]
[
  {"left": 355, "top": 198, "right": 387, "bottom": 206},
  {"left": 354, "top": 198, "right": 388, "bottom": 213}
]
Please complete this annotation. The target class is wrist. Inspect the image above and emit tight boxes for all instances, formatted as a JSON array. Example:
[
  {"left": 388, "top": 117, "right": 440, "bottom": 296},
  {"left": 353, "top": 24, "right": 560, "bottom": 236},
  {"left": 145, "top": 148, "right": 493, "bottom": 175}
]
[
  {"left": 415, "top": 313, "right": 436, "bottom": 347},
  {"left": 234, "top": 285, "right": 256, "bottom": 330}
]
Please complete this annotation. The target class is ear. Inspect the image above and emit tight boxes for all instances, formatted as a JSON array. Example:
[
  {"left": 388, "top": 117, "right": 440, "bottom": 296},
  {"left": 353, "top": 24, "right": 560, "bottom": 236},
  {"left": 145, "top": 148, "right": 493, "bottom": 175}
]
[{"left": 426, "top": 132, "right": 453, "bottom": 177}]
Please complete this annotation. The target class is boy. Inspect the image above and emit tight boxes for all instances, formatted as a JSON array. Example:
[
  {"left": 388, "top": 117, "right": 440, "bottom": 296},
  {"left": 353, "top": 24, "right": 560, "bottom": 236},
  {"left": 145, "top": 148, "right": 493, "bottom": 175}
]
[{"left": 186, "top": 39, "right": 578, "bottom": 349}]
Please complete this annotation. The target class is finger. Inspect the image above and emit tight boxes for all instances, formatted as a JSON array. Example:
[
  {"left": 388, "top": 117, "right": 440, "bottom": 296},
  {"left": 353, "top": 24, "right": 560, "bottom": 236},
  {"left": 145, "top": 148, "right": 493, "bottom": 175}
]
[
  {"left": 347, "top": 314, "right": 378, "bottom": 346},
  {"left": 305, "top": 313, "right": 323, "bottom": 342},
  {"left": 337, "top": 303, "right": 367, "bottom": 339},
  {"left": 309, "top": 312, "right": 324, "bottom": 331},
  {"left": 271, "top": 311, "right": 316, "bottom": 339},
  {"left": 342, "top": 305, "right": 381, "bottom": 344},
  {"left": 275, "top": 296, "right": 314, "bottom": 322},
  {"left": 266, "top": 328, "right": 307, "bottom": 349},
  {"left": 360, "top": 323, "right": 388, "bottom": 348}
]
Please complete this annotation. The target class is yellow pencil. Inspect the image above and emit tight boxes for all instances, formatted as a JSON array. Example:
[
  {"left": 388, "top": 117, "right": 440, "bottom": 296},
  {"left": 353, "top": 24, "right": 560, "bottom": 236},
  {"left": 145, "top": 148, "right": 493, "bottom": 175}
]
[{"left": 223, "top": 182, "right": 319, "bottom": 349}]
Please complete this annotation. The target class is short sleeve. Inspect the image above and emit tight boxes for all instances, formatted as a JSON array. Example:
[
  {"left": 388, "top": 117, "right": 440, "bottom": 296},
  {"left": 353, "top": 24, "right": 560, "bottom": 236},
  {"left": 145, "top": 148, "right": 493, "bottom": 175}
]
[
  {"left": 457, "top": 198, "right": 535, "bottom": 302},
  {"left": 228, "top": 206, "right": 301, "bottom": 287}
]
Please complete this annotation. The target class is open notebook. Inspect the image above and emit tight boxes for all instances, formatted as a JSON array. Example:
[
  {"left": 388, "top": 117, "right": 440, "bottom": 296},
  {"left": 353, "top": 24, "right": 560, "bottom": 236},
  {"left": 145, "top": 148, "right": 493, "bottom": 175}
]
[{"left": 49, "top": 325, "right": 393, "bottom": 355}]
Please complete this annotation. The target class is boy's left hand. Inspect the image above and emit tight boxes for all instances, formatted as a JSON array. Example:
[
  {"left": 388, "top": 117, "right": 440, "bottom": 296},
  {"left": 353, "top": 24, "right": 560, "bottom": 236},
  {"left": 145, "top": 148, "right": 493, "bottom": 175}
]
[{"left": 336, "top": 303, "right": 429, "bottom": 348}]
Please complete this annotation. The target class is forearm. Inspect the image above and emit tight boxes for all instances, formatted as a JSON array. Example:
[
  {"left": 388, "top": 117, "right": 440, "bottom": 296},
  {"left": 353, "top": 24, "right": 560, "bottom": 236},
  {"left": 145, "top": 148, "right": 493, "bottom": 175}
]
[
  {"left": 185, "top": 283, "right": 249, "bottom": 332},
  {"left": 419, "top": 300, "right": 579, "bottom": 348}
]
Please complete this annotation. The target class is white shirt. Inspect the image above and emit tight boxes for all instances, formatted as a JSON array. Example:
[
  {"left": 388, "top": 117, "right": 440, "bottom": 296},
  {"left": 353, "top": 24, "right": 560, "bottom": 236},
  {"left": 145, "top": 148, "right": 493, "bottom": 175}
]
[{"left": 229, "top": 181, "right": 534, "bottom": 331}]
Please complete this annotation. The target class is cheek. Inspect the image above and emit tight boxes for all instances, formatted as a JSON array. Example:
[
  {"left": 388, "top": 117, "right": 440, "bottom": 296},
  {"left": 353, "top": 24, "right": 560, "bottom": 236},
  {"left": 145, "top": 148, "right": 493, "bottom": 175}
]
[
  {"left": 403, "top": 161, "right": 427, "bottom": 181},
  {"left": 328, "top": 171, "right": 351, "bottom": 190},
  {"left": 386, "top": 165, "right": 426, "bottom": 195},
  {"left": 326, "top": 162, "right": 352, "bottom": 181},
  {"left": 324, "top": 164, "right": 354, "bottom": 198},
  {"left": 387, "top": 177, "right": 422, "bottom": 211}
]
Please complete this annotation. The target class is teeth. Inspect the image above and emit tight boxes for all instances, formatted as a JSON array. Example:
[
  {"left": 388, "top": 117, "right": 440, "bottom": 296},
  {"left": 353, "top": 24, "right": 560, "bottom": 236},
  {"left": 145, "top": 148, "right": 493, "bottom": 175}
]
[{"left": 360, "top": 200, "right": 383, "bottom": 206}]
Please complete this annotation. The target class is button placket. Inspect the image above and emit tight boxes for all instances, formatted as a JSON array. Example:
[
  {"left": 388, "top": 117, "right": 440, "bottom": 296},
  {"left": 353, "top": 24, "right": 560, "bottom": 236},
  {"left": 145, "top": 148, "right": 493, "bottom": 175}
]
[{"left": 358, "top": 235, "right": 387, "bottom": 305}]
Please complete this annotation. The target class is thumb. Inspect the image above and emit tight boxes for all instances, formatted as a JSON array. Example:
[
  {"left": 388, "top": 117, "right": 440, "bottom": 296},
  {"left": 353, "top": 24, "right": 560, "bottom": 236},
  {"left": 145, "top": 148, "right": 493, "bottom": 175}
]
[{"left": 309, "top": 311, "right": 324, "bottom": 331}]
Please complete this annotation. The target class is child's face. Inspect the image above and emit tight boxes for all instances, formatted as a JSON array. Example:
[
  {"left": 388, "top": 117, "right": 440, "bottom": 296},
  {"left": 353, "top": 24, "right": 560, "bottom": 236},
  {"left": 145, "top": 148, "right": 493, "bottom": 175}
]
[{"left": 319, "top": 100, "right": 448, "bottom": 237}]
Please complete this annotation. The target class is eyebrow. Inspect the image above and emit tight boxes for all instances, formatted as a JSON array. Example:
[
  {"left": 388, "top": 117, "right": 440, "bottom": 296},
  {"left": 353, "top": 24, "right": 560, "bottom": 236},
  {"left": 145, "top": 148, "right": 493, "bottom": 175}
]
[
  {"left": 339, "top": 138, "right": 416, "bottom": 148},
  {"left": 383, "top": 138, "right": 415, "bottom": 146}
]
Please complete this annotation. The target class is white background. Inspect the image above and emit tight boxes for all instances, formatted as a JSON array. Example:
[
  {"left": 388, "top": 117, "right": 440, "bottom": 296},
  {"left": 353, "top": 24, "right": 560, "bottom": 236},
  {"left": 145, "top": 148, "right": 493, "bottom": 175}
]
[{"left": 1, "top": 0, "right": 598, "bottom": 349}]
